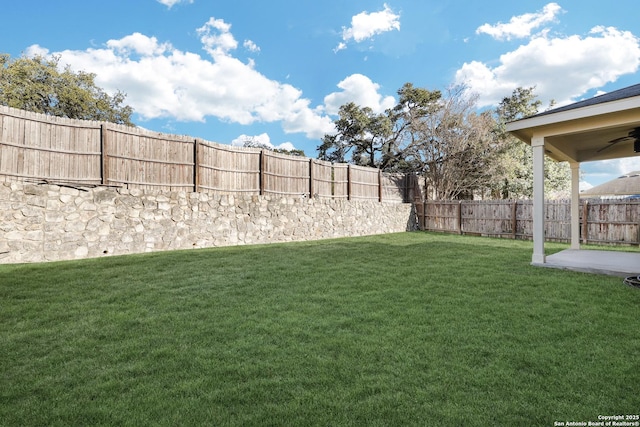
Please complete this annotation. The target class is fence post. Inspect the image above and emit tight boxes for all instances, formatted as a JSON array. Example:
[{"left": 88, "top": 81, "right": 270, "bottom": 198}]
[
  {"left": 378, "top": 169, "right": 383, "bottom": 202},
  {"left": 347, "top": 165, "right": 352, "bottom": 201},
  {"left": 100, "top": 124, "right": 109, "bottom": 185},
  {"left": 193, "top": 139, "right": 200, "bottom": 193},
  {"left": 457, "top": 201, "right": 463, "bottom": 235},
  {"left": 511, "top": 201, "right": 518, "bottom": 239},
  {"left": 582, "top": 200, "right": 589, "bottom": 244},
  {"left": 259, "top": 150, "right": 265, "bottom": 196},
  {"left": 330, "top": 163, "right": 335, "bottom": 197},
  {"left": 422, "top": 200, "right": 427, "bottom": 230},
  {"left": 637, "top": 207, "right": 640, "bottom": 245},
  {"left": 309, "top": 159, "right": 314, "bottom": 199}
]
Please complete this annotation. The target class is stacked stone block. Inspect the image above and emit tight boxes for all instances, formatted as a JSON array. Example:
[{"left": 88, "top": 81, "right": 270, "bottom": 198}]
[{"left": 0, "top": 182, "right": 416, "bottom": 263}]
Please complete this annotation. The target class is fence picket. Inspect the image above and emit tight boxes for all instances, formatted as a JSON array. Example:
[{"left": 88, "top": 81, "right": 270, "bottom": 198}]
[
  {"left": 420, "top": 199, "right": 639, "bottom": 245},
  {"left": 0, "top": 105, "right": 414, "bottom": 202}
]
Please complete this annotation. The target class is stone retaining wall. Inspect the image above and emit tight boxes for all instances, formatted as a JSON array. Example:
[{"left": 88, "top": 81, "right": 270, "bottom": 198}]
[{"left": 0, "top": 182, "right": 417, "bottom": 263}]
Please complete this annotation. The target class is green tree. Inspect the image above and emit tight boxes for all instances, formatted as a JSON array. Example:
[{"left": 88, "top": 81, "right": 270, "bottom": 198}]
[
  {"left": 384, "top": 83, "right": 442, "bottom": 171},
  {"left": 319, "top": 84, "right": 507, "bottom": 200},
  {"left": 318, "top": 102, "right": 392, "bottom": 167},
  {"left": 0, "top": 53, "right": 134, "bottom": 125},
  {"left": 318, "top": 83, "right": 441, "bottom": 170},
  {"left": 495, "top": 86, "right": 570, "bottom": 199}
]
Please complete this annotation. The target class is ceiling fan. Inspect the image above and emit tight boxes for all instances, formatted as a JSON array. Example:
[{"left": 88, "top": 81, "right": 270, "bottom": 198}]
[{"left": 597, "top": 127, "right": 640, "bottom": 153}]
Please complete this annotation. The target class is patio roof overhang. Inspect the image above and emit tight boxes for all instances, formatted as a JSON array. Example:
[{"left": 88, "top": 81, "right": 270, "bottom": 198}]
[
  {"left": 506, "top": 94, "right": 640, "bottom": 163},
  {"left": 505, "top": 84, "right": 640, "bottom": 275}
]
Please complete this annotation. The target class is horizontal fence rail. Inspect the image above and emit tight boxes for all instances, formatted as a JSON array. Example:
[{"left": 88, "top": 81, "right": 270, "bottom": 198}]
[
  {"left": 0, "top": 106, "right": 414, "bottom": 202},
  {"left": 417, "top": 199, "right": 640, "bottom": 246}
]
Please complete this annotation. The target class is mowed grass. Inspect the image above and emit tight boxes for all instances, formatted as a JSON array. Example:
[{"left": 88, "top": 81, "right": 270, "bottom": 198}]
[{"left": 1, "top": 232, "right": 639, "bottom": 426}]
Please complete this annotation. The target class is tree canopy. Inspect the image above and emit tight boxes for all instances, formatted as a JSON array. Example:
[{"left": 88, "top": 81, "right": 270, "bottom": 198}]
[
  {"left": 412, "top": 86, "right": 504, "bottom": 200},
  {"left": 319, "top": 83, "right": 571, "bottom": 200},
  {"left": 0, "top": 54, "right": 134, "bottom": 125},
  {"left": 494, "top": 86, "right": 569, "bottom": 199},
  {"left": 318, "top": 102, "right": 393, "bottom": 168},
  {"left": 318, "top": 83, "right": 441, "bottom": 170}
]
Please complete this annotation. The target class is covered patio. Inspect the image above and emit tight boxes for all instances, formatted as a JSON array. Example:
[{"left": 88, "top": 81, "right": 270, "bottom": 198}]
[
  {"left": 542, "top": 249, "right": 639, "bottom": 277},
  {"left": 506, "top": 84, "right": 640, "bottom": 277}
]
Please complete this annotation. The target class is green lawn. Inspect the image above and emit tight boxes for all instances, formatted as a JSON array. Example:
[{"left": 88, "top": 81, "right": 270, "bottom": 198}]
[{"left": 1, "top": 232, "right": 639, "bottom": 426}]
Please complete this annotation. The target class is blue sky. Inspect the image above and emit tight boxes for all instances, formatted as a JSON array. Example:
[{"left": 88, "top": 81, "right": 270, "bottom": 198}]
[{"left": 2, "top": 0, "right": 640, "bottom": 188}]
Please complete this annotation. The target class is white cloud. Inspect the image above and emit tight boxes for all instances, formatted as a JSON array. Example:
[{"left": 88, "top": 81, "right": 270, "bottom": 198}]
[
  {"left": 455, "top": 26, "right": 640, "bottom": 107},
  {"left": 231, "top": 133, "right": 271, "bottom": 147},
  {"left": 579, "top": 181, "right": 593, "bottom": 192},
  {"left": 197, "top": 17, "right": 238, "bottom": 57},
  {"left": 106, "top": 33, "right": 172, "bottom": 57},
  {"left": 277, "top": 141, "right": 297, "bottom": 152},
  {"left": 606, "top": 158, "right": 640, "bottom": 175},
  {"left": 32, "top": 18, "right": 335, "bottom": 140},
  {"left": 476, "top": 3, "right": 563, "bottom": 41},
  {"left": 243, "top": 40, "right": 260, "bottom": 53},
  {"left": 24, "top": 44, "right": 49, "bottom": 58},
  {"left": 324, "top": 74, "right": 396, "bottom": 115},
  {"left": 156, "top": 0, "right": 193, "bottom": 8},
  {"left": 231, "top": 133, "right": 296, "bottom": 151},
  {"left": 333, "top": 42, "right": 347, "bottom": 53},
  {"left": 582, "top": 158, "right": 640, "bottom": 188},
  {"left": 337, "top": 3, "right": 400, "bottom": 51}
]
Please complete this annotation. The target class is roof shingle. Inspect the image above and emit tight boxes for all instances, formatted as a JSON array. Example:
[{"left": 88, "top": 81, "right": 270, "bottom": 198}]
[{"left": 531, "top": 83, "right": 640, "bottom": 118}]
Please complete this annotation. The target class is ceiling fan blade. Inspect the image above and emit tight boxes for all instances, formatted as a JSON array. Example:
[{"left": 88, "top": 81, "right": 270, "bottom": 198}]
[{"left": 597, "top": 136, "right": 631, "bottom": 153}]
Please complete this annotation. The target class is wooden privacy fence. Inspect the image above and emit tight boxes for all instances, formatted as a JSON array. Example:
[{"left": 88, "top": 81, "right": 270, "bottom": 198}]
[
  {"left": 0, "top": 106, "right": 413, "bottom": 202},
  {"left": 416, "top": 199, "right": 640, "bottom": 245}
]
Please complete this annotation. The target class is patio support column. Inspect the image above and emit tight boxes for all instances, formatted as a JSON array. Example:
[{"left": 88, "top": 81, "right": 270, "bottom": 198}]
[
  {"left": 531, "top": 136, "right": 546, "bottom": 265},
  {"left": 570, "top": 162, "right": 581, "bottom": 250}
]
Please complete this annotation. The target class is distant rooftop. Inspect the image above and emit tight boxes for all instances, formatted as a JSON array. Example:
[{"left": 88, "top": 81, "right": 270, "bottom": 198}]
[
  {"left": 529, "top": 83, "right": 640, "bottom": 118},
  {"left": 581, "top": 170, "right": 640, "bottom": 197}
]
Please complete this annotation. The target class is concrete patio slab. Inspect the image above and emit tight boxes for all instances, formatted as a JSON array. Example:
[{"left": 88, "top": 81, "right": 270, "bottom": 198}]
[{"left": 536, "top": 249, "right": 640, "bottom": 277}]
